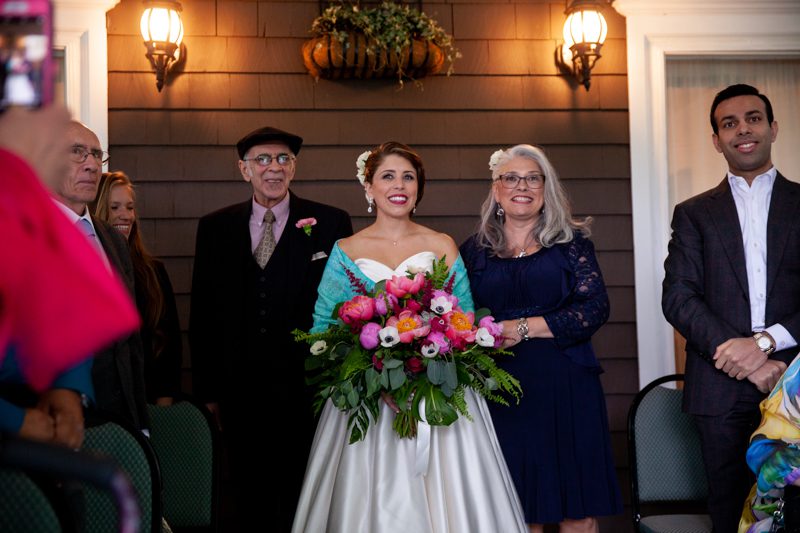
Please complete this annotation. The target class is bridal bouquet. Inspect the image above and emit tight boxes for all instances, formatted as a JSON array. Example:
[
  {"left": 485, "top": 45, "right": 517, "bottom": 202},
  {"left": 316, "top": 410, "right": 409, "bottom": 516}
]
[{"left": 294, "top": 258, "right": 521, "bottom": 443}]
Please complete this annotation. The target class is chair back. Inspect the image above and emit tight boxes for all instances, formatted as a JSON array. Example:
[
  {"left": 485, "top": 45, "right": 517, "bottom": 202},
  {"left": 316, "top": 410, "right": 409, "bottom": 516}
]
[
  {"left": 628, "top": 374, "right": 711, "bottom": 532},
  {"left": 82, "top": 417, "right": 161, "bottom": 533},
  {"left": 0, "top": 434, "right": 139, "bottom": 533},
  {"left": 147, "top": 398, "right": 219, "bottom": 531},
  {"left": 0, "top": 468, "right": 61, "bottom": 532}
]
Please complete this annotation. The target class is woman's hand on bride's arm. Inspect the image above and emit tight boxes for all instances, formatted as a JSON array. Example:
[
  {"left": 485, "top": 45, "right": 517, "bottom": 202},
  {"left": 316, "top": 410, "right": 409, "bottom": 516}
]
[
  {"left": 500, "top": 320, "right": 522, "bottom": 349},
  {"left": 381, "top": 391, "right": 400, "bottom": 413}
]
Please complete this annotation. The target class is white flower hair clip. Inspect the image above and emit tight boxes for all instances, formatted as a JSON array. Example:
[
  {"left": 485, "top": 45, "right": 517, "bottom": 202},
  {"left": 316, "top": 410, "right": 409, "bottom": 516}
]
[
  {"left": 356, "top": 150, "right": 372, "bottom": 185},
  {"left": 488, "top": 149, "right": 505, "bottom": 172}
]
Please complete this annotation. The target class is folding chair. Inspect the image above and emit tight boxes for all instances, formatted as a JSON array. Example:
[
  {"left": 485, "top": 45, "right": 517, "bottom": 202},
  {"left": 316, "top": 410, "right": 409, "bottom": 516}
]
[
  {"left": 147, "top": 397, "right": 220, "bottom": 532},
  {"left": 627, "top": 374, "right": 712, "bottom": 533},
  {"left": 82, "top": 415, "right": 162, "bottom": 533}
]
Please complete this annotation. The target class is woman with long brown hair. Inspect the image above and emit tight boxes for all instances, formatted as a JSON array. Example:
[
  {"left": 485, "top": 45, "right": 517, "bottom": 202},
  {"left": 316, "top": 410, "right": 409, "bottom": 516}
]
[{"left": 95, "top": 171, "right": 181, "bottom": 405}]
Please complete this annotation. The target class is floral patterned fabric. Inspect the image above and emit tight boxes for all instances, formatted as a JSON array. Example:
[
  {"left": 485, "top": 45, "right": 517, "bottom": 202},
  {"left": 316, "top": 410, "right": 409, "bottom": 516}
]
[{"left": 740, "top": 353, "right": 800, "bottom": 533}]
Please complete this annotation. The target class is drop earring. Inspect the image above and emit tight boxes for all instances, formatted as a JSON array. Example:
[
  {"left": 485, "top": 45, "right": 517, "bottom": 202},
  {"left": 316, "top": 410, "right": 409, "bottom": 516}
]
[
  {"left": 367, "top": 198, "right": 374, "bottom": 213},
  {"left": 496, "top": 205, "right": 505, "bottom": 217},
  {"left": 412, "top": 206, "right": 417, "bottom": 214}
]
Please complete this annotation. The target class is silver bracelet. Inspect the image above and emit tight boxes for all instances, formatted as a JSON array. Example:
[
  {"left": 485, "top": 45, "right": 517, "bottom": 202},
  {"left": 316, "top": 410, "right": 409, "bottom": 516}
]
[{"left": 517, "top": 317, "right": 530, "bottom": 341}]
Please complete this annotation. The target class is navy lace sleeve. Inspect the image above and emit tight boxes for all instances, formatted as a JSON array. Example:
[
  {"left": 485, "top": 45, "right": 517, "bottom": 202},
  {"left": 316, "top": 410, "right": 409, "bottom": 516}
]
[{"left": 542, "top": 234, "right": 610, "bottom": 349}]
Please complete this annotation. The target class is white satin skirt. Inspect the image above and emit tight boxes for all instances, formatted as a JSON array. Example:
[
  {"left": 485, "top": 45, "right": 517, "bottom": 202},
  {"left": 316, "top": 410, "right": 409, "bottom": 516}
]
[{"left": 291, "top": 389, "right": 527, "bottom": 533}]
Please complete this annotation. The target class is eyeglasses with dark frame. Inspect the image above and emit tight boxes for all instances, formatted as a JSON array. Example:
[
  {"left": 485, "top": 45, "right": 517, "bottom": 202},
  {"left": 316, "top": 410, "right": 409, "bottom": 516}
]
[
  {"left": 495, "top": 173, "right": 545, "bottom": 189},
  {"left": 243, "top": 153, "right": 295, "bottom": 167},
  {"left": 70, "top": 144, "right": 109, "bottom": 164}
]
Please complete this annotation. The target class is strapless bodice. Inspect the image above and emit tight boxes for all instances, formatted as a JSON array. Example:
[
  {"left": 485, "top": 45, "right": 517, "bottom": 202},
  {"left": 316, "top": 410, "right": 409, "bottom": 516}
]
[{"left": 354, "top": 251, "right": 436, "bottom": 283}]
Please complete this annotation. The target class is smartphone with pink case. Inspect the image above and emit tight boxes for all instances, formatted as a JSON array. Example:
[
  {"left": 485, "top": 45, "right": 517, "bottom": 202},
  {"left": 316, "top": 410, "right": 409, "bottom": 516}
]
[{"left": 0, "top": 0, "right": 53, "bottom": 108}]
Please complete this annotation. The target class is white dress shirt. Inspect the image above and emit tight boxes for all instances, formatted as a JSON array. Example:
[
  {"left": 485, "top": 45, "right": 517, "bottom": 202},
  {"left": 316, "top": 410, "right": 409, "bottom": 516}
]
[{"left": 728, "top": 166, "right": 796, "bottom": 351}]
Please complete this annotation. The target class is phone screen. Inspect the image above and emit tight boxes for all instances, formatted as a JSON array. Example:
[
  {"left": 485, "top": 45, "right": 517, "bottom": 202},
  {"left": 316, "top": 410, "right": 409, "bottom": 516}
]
[{"left": 0, "top": 0, "right": 52, "bottom": 108}]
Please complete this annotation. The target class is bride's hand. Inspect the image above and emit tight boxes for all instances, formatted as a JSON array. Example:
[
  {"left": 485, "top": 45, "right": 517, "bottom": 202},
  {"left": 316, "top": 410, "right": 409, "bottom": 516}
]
[{"left": 381, "top": 391, "right": 400, "bottom": 413}]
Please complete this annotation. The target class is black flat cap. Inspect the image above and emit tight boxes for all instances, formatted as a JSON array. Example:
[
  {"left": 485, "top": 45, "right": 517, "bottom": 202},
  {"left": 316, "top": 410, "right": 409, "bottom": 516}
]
[{"left": 236, "top": 126, "right": 303, "bottom": 159}]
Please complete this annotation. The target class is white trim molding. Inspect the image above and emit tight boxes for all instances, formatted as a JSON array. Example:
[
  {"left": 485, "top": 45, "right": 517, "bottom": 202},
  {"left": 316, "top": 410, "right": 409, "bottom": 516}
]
[
  {"left": 614, "top": 0, "right": 800, "bottom": 388},
  {"left": 54, "top": 0, "right": 119, "bottom": 149}
]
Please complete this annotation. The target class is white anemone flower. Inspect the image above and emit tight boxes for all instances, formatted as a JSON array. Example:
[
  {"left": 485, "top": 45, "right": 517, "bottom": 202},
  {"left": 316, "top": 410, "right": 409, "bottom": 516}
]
[
  {"left": 310, "top": 340, "right": 327, "bottom": 355},
  {"left": 475, "top": 327, "right": 496, "bottom": 347},
  {"left": 421, "top": 343, "right": 440, "bottom": 358},
  {"left": 379, "top": 326, "right": 401, "bottom": 348},
  {"left": 430, "top": 296, "right": 453, "bottom": 315}
]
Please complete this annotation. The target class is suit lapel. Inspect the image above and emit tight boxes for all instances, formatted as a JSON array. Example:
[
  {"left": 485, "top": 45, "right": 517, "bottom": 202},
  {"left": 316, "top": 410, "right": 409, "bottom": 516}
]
[
  {"left": 766, "top": 173, "right": 800, "bottom": 297},
  {"left": 706, "top": 178, "right": 749, "bottom": 297},
  {"left": 284, "top": 192, "right": 313, "bottom": 278},
  {"left": 231, "top": 201, "right": 254, "bottom": 266}
]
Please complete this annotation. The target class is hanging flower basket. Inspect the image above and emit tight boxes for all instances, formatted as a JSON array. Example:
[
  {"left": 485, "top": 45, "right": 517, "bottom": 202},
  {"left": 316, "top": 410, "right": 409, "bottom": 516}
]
[
  {"left": 301, "top": 2, "right": 458, "bottom": 85},
  {"left": 302, "top": 33, "right": 445, "bottom": 81}
]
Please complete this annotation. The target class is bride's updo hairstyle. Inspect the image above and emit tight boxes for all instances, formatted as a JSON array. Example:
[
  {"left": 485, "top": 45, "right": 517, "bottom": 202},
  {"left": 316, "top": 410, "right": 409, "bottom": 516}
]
[{"left": 362, "top": 141, "right": 426, "bottom": 207}]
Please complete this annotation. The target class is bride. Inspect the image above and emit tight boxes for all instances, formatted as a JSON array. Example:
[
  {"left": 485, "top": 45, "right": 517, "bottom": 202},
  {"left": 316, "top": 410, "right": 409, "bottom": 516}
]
[{"left": 292, "top": 142, "right": 526, "bottom": 533}]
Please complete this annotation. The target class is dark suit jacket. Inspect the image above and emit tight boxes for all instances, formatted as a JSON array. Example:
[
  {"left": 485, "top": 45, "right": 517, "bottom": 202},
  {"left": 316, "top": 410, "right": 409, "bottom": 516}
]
[
  {"left": 663, "top": 173, "right": 800, "bottom": 416},
  {"left": 189, "top": 191, "right": 353, "bottom": 405},
  {"left": 92, "top": 216, "right": 149, "bottom": 430}
]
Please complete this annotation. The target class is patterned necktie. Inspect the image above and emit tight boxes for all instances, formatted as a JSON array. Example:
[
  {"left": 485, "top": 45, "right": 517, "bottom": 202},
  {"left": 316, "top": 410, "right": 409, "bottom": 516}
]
[{"left": 254, "top": 210, "right": 276, "bottom": 268}]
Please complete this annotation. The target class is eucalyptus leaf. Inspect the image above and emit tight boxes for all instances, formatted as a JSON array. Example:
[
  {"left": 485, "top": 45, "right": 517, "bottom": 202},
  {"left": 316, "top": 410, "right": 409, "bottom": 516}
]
[
  {"left": 426, "top": 359, "right": 445, "bottom": 385},
  {"left": 444, "top": 361, "right": 458, "bottom": 390},
  {"left": 389, "top": 366, "right": 407, "bottom": 390},
  {"left": 382, "top": 358, "right": 403, "bottom": 370},
  {"left": 365, "top": 367, "right": 381, "bottom": 396}
]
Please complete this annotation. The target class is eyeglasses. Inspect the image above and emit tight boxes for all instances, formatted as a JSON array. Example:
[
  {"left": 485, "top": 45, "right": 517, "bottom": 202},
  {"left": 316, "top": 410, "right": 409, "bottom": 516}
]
[
  {"left": 70, "top": 144, "right": 109, "bottom": 164},
  {"left": 243, "top": 153, "right": 295, "bottom": 167},
  {"left": 495, "top": 173, "right": 545, "bottom": 189}
]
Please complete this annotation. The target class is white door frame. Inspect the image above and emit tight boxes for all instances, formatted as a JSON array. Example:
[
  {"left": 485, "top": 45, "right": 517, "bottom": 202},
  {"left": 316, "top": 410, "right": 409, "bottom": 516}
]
[
  {"left": 54, "top": 0, "right": 119, "bottom": 149},
  {"left": 613, "top": 0, "right": 800, "bottom": 388}
]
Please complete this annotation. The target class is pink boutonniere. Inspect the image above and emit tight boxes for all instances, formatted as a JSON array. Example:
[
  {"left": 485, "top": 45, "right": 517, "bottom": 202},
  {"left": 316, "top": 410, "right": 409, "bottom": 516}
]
[{"left": 296, "top": 217, "right": 317, "bottom": 236}]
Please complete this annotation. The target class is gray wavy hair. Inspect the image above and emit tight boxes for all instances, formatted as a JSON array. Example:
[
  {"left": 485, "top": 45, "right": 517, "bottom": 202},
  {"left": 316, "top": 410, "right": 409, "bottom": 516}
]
[{"left": 476, "top": 144, "right": 591, "bottom": 255}]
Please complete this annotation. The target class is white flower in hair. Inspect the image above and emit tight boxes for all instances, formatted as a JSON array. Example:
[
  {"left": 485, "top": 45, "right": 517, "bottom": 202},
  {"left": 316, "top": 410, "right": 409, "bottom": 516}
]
[
  {"left": 356, "top": 150, "right": 372, "bottom": 185},
  {"left": 488, "top": 149, "right": 505, "bottom": 171}
]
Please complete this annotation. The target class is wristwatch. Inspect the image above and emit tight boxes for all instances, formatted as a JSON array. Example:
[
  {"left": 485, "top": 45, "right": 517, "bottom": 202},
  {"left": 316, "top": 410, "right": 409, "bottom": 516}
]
[
  {"left": 517, "top": 317, "right": 530, "bottom": 341},
  {"left": 753, "top": 331, "right": 776, "bottom": 355}
]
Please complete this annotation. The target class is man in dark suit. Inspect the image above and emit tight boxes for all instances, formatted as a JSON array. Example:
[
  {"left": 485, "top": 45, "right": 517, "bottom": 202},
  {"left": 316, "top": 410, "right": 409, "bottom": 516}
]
[
  {"left": 50, "top": 121, "right": 149, "bottom": 432},
  {"left": 189, "top": 126, "right": 353, "bottom": 530},
  {"left": 663, "top": 84, "right": 800, "bottom": 532}
]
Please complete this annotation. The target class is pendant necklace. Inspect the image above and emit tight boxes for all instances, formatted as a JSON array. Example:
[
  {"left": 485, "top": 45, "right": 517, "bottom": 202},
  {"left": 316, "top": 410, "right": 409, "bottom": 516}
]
[{"left": 513, "top": 235, "right": 536, "bottom": 258}]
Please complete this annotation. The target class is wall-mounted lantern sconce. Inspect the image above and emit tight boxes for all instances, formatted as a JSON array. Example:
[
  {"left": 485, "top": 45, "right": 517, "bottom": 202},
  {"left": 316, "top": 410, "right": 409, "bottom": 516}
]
[
  {"left": 140, "top": 0, "right": 185, "bottom": 92},
  {"left": 556, "top": 0, "right": 608, "bottom": 91}
]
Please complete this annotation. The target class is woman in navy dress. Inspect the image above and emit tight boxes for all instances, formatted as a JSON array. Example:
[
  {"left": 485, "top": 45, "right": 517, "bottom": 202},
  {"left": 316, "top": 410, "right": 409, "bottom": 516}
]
[{"left": 460, "top": 144, "right": 622, "bottom": 532}]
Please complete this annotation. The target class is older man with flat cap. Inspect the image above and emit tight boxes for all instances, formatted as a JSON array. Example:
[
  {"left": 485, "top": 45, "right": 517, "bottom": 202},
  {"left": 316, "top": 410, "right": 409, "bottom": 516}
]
[{"left": 190, "top": 126, "right": 352, "bottom": 529}]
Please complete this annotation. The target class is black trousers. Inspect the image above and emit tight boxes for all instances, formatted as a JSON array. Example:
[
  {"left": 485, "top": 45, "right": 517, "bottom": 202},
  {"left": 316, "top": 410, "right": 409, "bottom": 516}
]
[{"left": 693, "top": 397, "right": 761, "bottom": 533}]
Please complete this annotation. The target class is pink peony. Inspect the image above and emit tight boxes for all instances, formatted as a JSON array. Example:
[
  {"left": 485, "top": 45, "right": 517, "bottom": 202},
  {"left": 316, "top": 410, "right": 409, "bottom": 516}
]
[
  {"left": 339, "top": 295, "right": 375, "bottom": 327},
  {"left": 386, "top": 272, "right": 425, "bottom": 299},
  {"left": 444, "top": 310, "right": 477, "bottom": 349},
  {"left": 359, "top": 322, "right": 381, "bottom": 350},
  {"left": 386, "top": 310, "right": 430, "bottom": 343},
  {"left": 426, "top": 331, "right": 450, "bottom": 352},
  {"left": 373, "top": 293, "right": 398, "bottom": 316},
  {"left": 478, "top": 316, "right": 503, "bottom": 339}
]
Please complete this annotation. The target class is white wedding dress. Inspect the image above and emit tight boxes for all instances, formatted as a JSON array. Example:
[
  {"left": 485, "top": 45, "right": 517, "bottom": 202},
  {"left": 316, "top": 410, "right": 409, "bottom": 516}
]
[{"left": 291, "top": 249, "right": 526, "bottom": 533}]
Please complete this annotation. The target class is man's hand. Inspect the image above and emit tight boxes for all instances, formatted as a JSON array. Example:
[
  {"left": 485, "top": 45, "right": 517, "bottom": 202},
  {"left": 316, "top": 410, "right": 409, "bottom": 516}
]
[
  {"left": 0, "top": 105, "right": 71, "bottom": 189},
  {"left": 747, "top": 359, "right": 787, "bottom": 394},
  {"left": 19, "top": 408, "right": 55, "bottom": 442},
  {"left": 713, "top": 337, "right": 768, "bottom": 379},
  {"left": 38, "top": 389, "right": 85, "bottom": 449}
]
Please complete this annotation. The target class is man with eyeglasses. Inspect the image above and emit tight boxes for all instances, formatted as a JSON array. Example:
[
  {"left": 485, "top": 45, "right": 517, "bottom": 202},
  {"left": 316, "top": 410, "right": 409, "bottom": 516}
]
[
  {"left": 48, "top": 121, "right": 150, "bottom": 434},
  {"left": 189, "top": 126, "right": 352, "bottom": 529}
]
